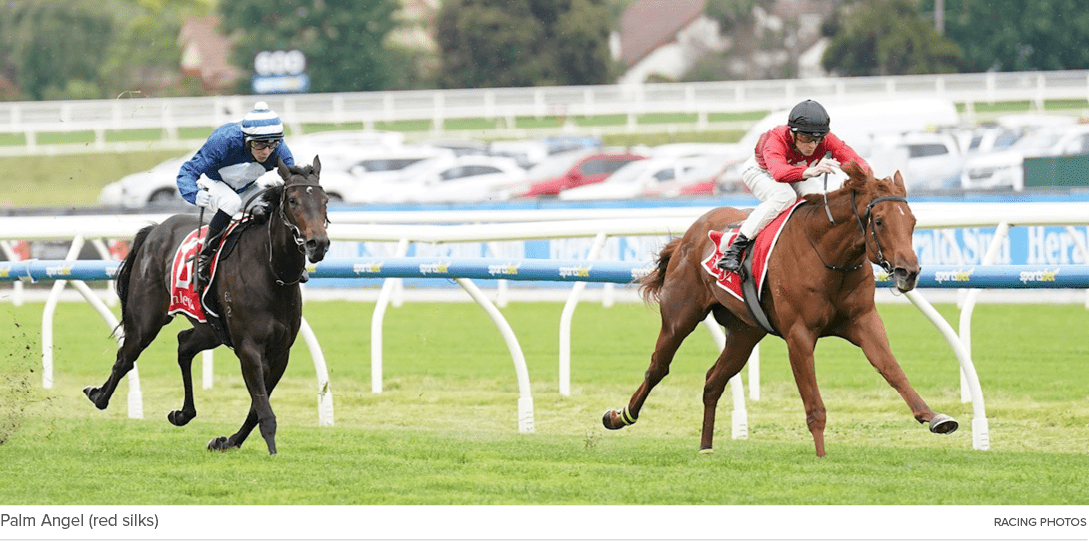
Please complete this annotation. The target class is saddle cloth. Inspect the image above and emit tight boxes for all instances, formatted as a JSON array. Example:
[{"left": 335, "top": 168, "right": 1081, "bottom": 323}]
[
  {"left": 167, "top": 221, "right": 242, "bottom": 322},
  {"left": 701, "top": 199, "right": 806, "bottom": 301}
]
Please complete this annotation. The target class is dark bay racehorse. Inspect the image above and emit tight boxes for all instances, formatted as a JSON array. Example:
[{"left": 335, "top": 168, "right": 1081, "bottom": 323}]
[
  {"left": 603, "top": 160, "right": 957, "bottom": 457},
  {"left": 84, "top": 157, "right": 330, "bottom": 455}
]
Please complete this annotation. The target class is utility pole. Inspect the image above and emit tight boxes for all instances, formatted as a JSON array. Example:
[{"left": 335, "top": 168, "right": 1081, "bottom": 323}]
[{"left": 934, "top": 0, "right": 945, "bottom": 35}]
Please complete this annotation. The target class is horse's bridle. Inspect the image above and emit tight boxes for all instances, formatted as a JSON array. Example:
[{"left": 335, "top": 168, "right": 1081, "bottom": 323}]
[
  {"left": 852, "top": 192, "right": 907, "bottom": 274},
  {"left": 268, "top": 180, "right": 328, "bottom": 286},
  {"left": 805, "top": 192, "right": 907, "bottom": 274}
]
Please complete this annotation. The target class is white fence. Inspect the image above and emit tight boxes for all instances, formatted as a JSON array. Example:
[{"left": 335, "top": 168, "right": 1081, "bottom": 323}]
[
  {"left": 2, "top": 70, "right": 1088, "bottom": 154},
  {"left": 3, "top": 203, "right": 1088, "bottom": 449}
]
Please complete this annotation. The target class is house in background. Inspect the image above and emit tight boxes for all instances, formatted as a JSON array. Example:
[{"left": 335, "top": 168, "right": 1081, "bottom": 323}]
[
  {"left": 613, "top": 0, "right": 727, "bottom": 85},
  {"left": 179, "top": 17, "right": 244, "bottom": 94},
  {"left": 614, "top": 0, "right": 835, "bottom": 84}
]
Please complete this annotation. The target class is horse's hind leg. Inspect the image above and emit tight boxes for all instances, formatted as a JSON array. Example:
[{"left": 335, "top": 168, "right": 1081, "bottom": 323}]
[
  {"left": 603, "top": 281, "right": 711, "bottom": 430},
  {"left": 698, "top": 320, "right": 764, "bottom": 453},
  {"left": 842, "top": 310, "right": 958, "bottom": 434},
  {"left": 167, "top": 326, "right": 220, "bottom": 427},
  {"left": 83, "top": 311, "right": 170, "bottom": 410}
]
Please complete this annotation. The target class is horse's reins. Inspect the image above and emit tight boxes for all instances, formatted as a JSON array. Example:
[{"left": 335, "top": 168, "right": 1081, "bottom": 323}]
[{"left": 804, "top": 191, "right": 907, "bottom": 274}]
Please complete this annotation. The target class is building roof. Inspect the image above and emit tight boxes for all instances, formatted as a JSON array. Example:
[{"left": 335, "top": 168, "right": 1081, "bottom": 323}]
[{"left": 619, "top": 0, "right": 707, "bottom": 66}]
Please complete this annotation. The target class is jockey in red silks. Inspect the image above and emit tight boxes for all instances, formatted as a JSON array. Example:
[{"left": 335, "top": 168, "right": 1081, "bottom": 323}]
[{"left": 716, "top": 99, "right": 870, "bottom": 273}]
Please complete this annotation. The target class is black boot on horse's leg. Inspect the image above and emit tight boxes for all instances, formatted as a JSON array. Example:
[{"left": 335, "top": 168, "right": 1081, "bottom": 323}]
[
  {"left": 197, "top": 210, "right": 230, "bottom": 290},
  {"left": 716, "top": 233, "right": 753, "bottom": 273}
]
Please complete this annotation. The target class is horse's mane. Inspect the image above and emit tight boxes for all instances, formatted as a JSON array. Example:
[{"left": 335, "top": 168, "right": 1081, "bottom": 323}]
[
  {"left": 799, "top": 160, "right": 905, "bottom": 207},
  {"left": 246, "top": 161, "right": 320, "bottom": 222}
]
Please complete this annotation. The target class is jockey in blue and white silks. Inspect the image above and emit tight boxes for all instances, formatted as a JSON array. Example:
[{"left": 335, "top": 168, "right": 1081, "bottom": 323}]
[{"left": 177, "top": 101, "right": 296, "bottom": 288}]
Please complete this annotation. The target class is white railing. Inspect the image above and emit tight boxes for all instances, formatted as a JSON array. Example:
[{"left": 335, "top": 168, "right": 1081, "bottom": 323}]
[
  {"left": 3, "top": 204, "right": 1088, "bottom": 448},
  {"left": 2, "top": 70, "right": 1087, "bottom": 154}
]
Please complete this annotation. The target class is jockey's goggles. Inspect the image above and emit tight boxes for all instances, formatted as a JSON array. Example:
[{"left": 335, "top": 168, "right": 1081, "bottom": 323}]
[
  {"left": 250, "top": 139, "right": 281, "bottom": 151},
  {"left": 794, "top": 132, "right": 825, "bottom": 144}
]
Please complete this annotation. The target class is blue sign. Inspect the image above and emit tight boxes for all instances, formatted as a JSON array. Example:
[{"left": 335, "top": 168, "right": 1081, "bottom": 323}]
[{"left": 252, "top": 74, "right": 310, "bottom": 94}]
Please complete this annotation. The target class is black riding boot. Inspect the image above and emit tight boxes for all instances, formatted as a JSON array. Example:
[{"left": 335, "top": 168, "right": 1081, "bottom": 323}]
[
  {"left": 196, "top": 210, "right": 230, "bottom": 289},
  {"left": 716, "top": 233, "right": 753, "bottom": 273}
]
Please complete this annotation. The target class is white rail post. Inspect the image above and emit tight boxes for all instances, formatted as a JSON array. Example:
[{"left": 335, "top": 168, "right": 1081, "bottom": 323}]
[
  {"left": 558, "top": 232, "right": 607, "bottom": 396},
  {"left": 370, "top": 238, "right": 409, "bottom": 393},
  {"left": 41, "top": 235, "right": 86, "bottom": 389},
  {"left": 456, "top": 278, "right": 535, "bottom": 433},
  {"left": 956, "top": 221, "right": 1010, "bottom": 402},
  {"left": 299, "top": 316, "right": 334, "bottom": 426},
  {"left": 701, "top": 317, "right": 748, "bottom": 440},
  {"left": 905, "top": 290, "right": 989, "bottom": 451}
]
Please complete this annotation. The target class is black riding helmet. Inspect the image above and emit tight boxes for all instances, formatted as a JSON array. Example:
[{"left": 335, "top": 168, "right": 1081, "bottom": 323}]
[{"left": 788, "top": 99, "right": 830, "bottom": 136}]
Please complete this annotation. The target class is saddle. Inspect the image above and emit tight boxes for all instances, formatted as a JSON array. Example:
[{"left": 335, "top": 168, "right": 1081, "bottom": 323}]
[
  {"left": 168, "top": 218, "right": 260, "bottom": 349},
  {"left": 702, "top": 200, "right": 808, "bottom": 336}
]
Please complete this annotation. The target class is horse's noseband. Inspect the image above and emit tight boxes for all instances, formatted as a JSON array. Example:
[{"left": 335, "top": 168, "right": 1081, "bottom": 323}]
[{"left": 853, "top": 193, "right": 908, "bottom": 274}]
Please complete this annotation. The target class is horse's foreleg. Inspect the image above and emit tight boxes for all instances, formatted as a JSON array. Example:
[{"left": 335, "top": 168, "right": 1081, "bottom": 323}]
[
  {"left": 168, "top": 327, "right": 220, "bottom": 427},
  {"left": 699, "top": 325, "right": 763, "bottom": 453},
  {"left": 207, "top": 344, "right": 290, "bottom": 454},
  {"left": 603, "top": 288, "right": 709, "bottom": 431},
  {"left": 784, "top": 329, "right": 827, "bottom": 457},
  {"left": 843, "top": 311, "right": 958, "bottom": 434}
]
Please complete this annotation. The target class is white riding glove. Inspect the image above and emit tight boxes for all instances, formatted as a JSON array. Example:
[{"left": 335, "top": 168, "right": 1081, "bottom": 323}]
[
  {"left": 195, "top": 189, "right": 213, "bottom": 209},
  {"left": 803, "top": 159, "right": 838, "bottom": 179}
]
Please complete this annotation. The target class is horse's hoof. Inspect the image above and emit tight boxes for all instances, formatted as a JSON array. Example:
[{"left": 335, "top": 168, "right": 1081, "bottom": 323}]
[
  {"left": 207, "top": 436, "right": 232, "bottom": 451},
  {"left": 602, "top": 410, "right": 621, "bottom": 430},
  {"left": 698, "top": 447, "right": 714, "bottom": 455},
  {"left": 83, "top": 386, "right": 107, "bottom": 410},
  {"left": 929, "top": 413, "right": 959, "bottom": 434},
  {"left": 167, "top": 410, "right": 193, "bottom": 427}
]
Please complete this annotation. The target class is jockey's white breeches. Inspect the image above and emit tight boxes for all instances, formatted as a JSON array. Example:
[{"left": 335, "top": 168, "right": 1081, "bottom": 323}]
[
  {"left": 197, "top": 178, "right": 263, "bottom": 217},
  {"left": 736, "top": 156, "right": 802, "bottom": 239}
]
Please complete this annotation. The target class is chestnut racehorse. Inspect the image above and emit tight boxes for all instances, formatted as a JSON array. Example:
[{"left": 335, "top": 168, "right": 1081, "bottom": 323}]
[{"left": 603, "top": 160, "right": 957, "bottom": 457}]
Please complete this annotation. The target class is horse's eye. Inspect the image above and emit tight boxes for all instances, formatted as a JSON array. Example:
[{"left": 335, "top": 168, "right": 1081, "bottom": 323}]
[{"left": 874, "top": 217, "right": 884, "bottom": 228}]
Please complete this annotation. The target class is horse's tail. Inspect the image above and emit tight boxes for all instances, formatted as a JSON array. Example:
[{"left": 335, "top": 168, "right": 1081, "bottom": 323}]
[
  {"left": 115, "top": 225, "right": 154, "bottom": 315},
  {"left": 638, "top": 237, "right": 680, "bottom": 303}
]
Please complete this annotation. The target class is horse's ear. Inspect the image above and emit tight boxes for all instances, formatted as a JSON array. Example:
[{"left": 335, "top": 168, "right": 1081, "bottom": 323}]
[
  {"left": 277, "top": 157, "right": 291, "bottom": 180},
  {"left": 892, "top": 170, "right": 907, "bottom": 193},
  {"left": 312, "top": 155, "right": 321, "bottom": 176}
]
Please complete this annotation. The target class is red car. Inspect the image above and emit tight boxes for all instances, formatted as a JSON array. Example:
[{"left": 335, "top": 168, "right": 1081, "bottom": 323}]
[{"left": 515, "top": 150, "right": 647, "bottom": 197}]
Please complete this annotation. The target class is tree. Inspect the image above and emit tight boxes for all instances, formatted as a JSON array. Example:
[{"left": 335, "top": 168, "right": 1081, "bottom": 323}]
[
  {"left": 821, "top": 0, "right": 961, "bottom": 77},
  {"left": 921, "top": 0, "right": 1089, "bottom": 71},
  {"left": 0, "top": 1, "right": 117, "bottom": 100},
  {"left": 0, "top": 0, "right": 205, "bottom": 101},
  {"left": 437, "top": 0, "right": 613, "bottom": 89},
  {"left": 218, "top": 0, "right": 411, "bottom": 93}
]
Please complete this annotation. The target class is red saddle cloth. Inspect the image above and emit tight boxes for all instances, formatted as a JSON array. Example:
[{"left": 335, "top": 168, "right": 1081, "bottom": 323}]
[
  {"left": 701, "top": 199, "right": 805, "bottom": 301},
  {"left": 167, "top": 222, "right": 241, "bottom": 322}
]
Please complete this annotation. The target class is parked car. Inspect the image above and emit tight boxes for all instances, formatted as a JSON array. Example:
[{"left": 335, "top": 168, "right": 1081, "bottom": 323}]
[
  {"left": 98, "top": 152, "right": 194, "bottom": 208},
  {"left": 560, "top": 155, "right": 729, "bottom": 200},
  {"left": 350, "top": 155, "right": 526, "bottom": 203},
  {"left": 512, "top": 149, "right": 648, "bottom": 198},
  {"left": 962, "top": 124, "right": 1089, "bottom": 190},
  {"left": 643, "top": 156, "right": 742, "bottom": 197},
  {"left": 489, "top": 139, "right": 550, "bottom": 169},
  {"left": 868, "top": 131, "right": 965, "bottom": 191}
]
